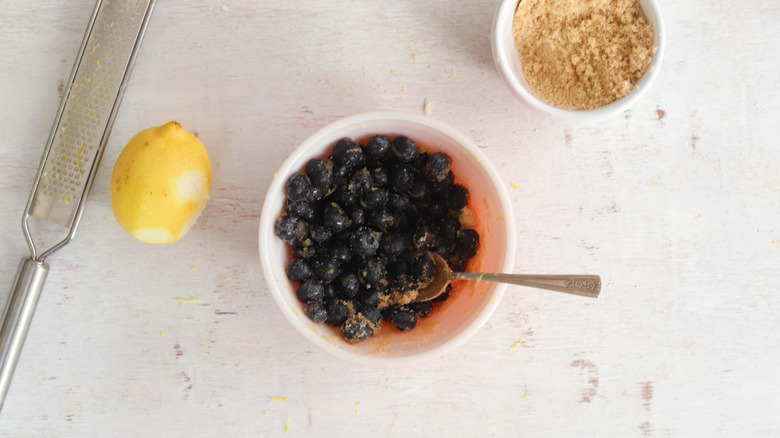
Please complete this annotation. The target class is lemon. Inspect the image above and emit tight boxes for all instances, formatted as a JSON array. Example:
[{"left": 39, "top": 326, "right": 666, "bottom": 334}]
[{"left": 111, "top": 121, "right": 212, "bottom": 244}]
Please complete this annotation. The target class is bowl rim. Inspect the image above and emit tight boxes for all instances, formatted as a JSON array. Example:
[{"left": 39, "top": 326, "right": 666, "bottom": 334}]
[
  {"left": 258, "top": 110, "right": 517, "bottom": 367},
  {"left": 491, "top": 0, "right": 666, "bottom": 122}
]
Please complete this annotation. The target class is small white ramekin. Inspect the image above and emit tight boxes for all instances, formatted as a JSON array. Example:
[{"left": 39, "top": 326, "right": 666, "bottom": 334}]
[{"left": 491, "top": 0, "right": 666, "bottom": 123}]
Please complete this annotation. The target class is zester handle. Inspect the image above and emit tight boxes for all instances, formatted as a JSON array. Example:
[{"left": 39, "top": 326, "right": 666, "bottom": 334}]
[{"left": 0, "top": 258, "right": 49, "bottom": 412}]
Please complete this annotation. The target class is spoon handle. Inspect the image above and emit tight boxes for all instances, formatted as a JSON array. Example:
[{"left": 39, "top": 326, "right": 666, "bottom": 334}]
[{"left": 453, "top": 272, "right": 601, "bottom": 298}]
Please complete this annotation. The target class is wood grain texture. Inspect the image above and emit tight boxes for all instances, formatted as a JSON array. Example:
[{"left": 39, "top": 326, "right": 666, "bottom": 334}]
[{"left": 1, "top": 0, "right": 779, "bottom": 436}]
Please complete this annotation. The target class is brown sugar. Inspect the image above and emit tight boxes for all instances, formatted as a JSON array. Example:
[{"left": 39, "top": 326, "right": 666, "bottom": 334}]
[{"left": 512, "top": 0, "right": 655, "bottom": 110}]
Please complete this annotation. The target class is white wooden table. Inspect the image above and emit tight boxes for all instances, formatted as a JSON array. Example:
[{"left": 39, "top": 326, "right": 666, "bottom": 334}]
[{"left": 1, "top": 1, "right": 779, "bottom": 436}]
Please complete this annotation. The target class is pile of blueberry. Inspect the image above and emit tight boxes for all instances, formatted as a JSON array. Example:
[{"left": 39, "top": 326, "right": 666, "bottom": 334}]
[{"left": 274, "top": 135, "right": 480, "bottom": 342}]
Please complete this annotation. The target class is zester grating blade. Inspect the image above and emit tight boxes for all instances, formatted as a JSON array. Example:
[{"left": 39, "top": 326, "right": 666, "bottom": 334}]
[{"left": 30, "top": 0, "right": 155, "bottom": 228}]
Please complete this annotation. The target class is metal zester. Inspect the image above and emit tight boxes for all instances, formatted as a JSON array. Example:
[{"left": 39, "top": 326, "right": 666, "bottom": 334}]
[{"left": 0, "top": 0, "right": 156, "bottom": 412}]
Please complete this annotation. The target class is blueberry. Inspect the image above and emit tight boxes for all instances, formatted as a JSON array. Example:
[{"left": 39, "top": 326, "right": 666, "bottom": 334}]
[
  {"left": 447, "top": 183, "right": 470, "bottom": 210},
  {"left": 286, "top": 200, "right": 316, "bottom": 222},
  {"left": 451, "top": 257, "right": 469, "bottom": 273},
  {"left": 424, "top": 152, "right": 452, "bottom": 183},
  {"left": 332, "top": 138, "right": 365, "bottom": 169},
  {"left": 391, "top": 308, "right": 418, "bottom": 331},
  {"left": 424, "top": 195, "right": 448, "bottom": 219},
  {"left": 360, "top": 288, "right": 380, "bottom": 308},
  {"left": 293, "top": 241, "right": 319, "bottom": 259},
  {"left": 309, "top": 223, "right": 333, "bottom": 244},
  {"left": 361, "top": 307, "right": 382, "bottom": 326},
  {"left": 328, "top": 240, "right": 353, "bottom": 264},
  {"left": 351, "top": 227, "right": 380, "bottom": 258},
  {"left": 404, "top": 203, "right": 422, "bottom": 225},
  {"left": 325, "top": 299, "right": 352, "bottom": 327},
  {"left": 371, "top": 168, "right": 389, "bottom": 188},
  {"left": 275, "top": 215, "right": 308, "bottom": 245},
  {"left": 389, "top": 257, "right": 410, "bottom": 276},
  {"left": 336, "top": 272, "right": 360, "bottom": 299},
  {"left": 359, "top": 257, "right": 387, "bottom": 287},
  {"left": 360, "top": 188, "right": 388, "bottom": 210},
  {"left": 296, "top": 279, "right": 325, "bottom": 302},
  {"left": 388, "top": 259, "right": 414, "bottom": 291},
  {"left": 305, "top": 158, "right": 334, "bottom": 190},
  {"left": 313, "top": 256, "right": 340, "bottom": 283},
  {"left": 413, "top": 222, "right": 439, "bottom": 250},
  {"left": 332, "top": 187, "right": 358, "bottom": 208},
  {"left": 412, "top": 252, "right": 436, "bottom": 284},
  {"left": 307, "top": 186, "right": 324, "bottom": 202},
  {"left": 439, "top": 217, "right": 460, "bottom": 241},
  {"left": 407, "top": 177, "right": 429, "bottom": 199},
  {"left": 456, "top": 229, "right": 480, "bottom": 259},
  {"left": 365, "top": 135, "right": 392, "bottom": 161},
  {"left": 284, "top": 173, "right": 311, "bottom": 201},
  {"left": 411, "top": 152, "right": 429, "bottom": 173},
  {"left": 323, "top": 283, "right": 337, "bottom": 300},
  {"left": 370, "top": 208, "right": 394, "bottom": 232},
  {"left": 380, "top": 232, "right": 408, "bottom": 257},
  {"left": 322, "top": 202, "right": 349, "bottom": 233},
  {"left": 349, "top": 168, "right": 373, "bottom": 195},
  {"left": 341, "top": 313, "right": 373, "bottom": 343},
  {"left": 387, "top": 192, "right": 411, "bottom": 212},
  {"left": 375, "top": 253, "right": 392, "bottom": 271},
  {"left": 408, "top": 301, "right": 433, "bottom": 318},
  {"left": 348, "top": 206, "right": 366, "bottom": 227},
  {"left": 285, "top": 258, "right": 312, "bottom": 282},
  {"left": 390, "top": 165, "right": 415, "bottom": 192},
  {"left": 332, "top": 163, "right": 351, "bottom": 181},
  {"left": 391, "top": 136, "right": 418, "bottom": 162},
  {"left": 431, "top": 171, "right": 455, "bottom": 192},
  {"left": 388, "top": 211, "right": 408, "bottom": 232},
  {"left": 305, "top": 301, "right": 328, "bottom": 323},
  {"left": 434, "top": 243, "right": 456, "bottom": 261}
]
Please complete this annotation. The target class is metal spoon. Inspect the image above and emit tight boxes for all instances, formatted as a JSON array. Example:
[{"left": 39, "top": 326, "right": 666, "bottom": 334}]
[{"left": 414, "top": 252, "right": 602, "bottom": 302}]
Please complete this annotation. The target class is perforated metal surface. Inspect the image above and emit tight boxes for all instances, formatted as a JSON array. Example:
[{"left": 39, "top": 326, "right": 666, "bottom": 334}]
[{"left": 30, "top": 0, "right": 154, "bottom": 228}]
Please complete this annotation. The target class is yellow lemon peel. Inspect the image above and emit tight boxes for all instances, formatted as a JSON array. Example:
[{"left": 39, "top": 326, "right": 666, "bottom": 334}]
[{"left": 111, "top": 121, "right": 212, "bottom": 244}]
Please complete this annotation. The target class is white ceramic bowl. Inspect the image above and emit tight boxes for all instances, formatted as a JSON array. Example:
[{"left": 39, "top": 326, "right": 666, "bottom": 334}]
[
  {"left": 258, "top": 111, "right": 516, "bottom": 366},
  {"left": 491, "top": 0, "right": 666, "bottom": 122}
]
